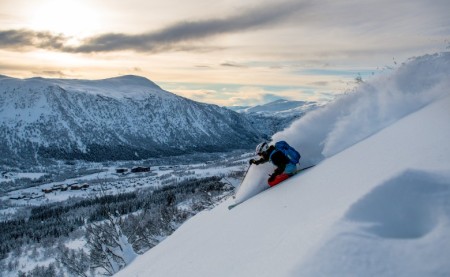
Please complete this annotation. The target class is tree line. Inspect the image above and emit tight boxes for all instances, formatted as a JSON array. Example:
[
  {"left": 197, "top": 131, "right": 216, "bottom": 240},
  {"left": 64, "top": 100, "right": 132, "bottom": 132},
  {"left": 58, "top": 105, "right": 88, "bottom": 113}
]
[{"left": 0, "top": 176, "right": 236, "bottom": 276}]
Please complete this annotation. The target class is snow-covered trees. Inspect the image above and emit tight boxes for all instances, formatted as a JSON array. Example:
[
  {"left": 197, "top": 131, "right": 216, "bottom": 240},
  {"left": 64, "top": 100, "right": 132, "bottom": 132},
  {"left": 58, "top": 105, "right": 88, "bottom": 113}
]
[
  {"left": 0, "top": 176, "right": 234, "bottom": 276},
  {"left": 18, "top": 264, "right": 57, "bottom": 277},
  {"left": 57, "top": 244, "right": 90, "bottom": 277},
  {"left": 86, "top": 211, "right": 137, "bottom": 275}
]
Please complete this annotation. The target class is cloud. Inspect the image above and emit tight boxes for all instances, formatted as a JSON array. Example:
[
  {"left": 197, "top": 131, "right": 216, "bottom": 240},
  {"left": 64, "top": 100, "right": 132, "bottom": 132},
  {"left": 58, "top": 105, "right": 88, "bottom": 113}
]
[
  {"left": 0, "top": 29, "right": 68, "bottom": 50},
  {"left": 308, "top": 81, "right": 329, "bottom": 86},
  {"left": 0, "top": 60, "right": 75, "bottom": 78},
  {"left": 31, "top": 70, "right": 69, "bottom": 78},
  {"left": 220, "top": 62, "right": 248, "bottom": 68},
  {"left": 195, "top": 65, "right": 212, "bottom": 69},
  {"left": 73, "top": 1, "right": 308, "bottom": 53},
  {"left": 0, "top": 1, "right": 309, "bottom": 53}
]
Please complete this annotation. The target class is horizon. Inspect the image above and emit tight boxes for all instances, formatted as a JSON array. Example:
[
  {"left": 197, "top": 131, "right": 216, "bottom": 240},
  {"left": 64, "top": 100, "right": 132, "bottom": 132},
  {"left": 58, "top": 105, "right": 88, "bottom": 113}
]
[
  {"left": 0, "top": 73, "right": 302, "bottom": 107},
  {"left": 1, "top": 0, "right": 449, "bottom": 106}
]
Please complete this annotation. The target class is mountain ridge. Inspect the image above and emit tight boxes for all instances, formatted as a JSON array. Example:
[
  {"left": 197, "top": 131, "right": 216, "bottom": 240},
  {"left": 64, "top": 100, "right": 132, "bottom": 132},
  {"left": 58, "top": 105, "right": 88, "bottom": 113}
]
[
  {"left": 227, "top": 98, "right": 319, "bottom": 137},
  {"left": 228, "top": 98, "right": 318, "bottom": 115},
  {"left": 0, "top": 75, "right": 263, "bottom": 167}
]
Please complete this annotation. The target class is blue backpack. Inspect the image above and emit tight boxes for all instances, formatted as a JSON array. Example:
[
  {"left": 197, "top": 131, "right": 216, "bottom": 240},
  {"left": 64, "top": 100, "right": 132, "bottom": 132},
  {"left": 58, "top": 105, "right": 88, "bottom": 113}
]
[{"left": 270, "top": 141, "right": 301, "bottom": 164}]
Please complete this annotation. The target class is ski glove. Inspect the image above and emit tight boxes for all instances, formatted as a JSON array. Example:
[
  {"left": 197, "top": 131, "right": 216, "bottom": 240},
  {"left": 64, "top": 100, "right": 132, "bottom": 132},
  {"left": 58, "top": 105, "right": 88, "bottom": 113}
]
[
  {"left": 250, "top": 158, "right": 268, "bottom": 165},
  {"left": 250, "top": 159, "right": 263, "bottom": 165}
]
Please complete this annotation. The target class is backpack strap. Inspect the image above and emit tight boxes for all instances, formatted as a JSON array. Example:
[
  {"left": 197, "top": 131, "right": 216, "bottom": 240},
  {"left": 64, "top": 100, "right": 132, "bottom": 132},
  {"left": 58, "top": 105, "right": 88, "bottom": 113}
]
[{"left": 269, "top": 148, "right": 279, "bottom": 162}]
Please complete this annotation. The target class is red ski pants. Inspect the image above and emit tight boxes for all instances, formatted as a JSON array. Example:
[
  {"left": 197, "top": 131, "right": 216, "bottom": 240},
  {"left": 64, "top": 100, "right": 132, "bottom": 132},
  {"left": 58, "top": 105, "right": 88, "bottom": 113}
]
[{"left": 268, "top": 173, "right": 291, "bottom": 187}]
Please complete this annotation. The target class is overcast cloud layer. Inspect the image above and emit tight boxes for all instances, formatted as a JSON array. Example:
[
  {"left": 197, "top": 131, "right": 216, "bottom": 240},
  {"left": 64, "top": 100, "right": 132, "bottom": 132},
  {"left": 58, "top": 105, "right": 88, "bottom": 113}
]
[
  {"left": 0, "top": 1, "right": 310, "bottom": 53},
  {"left": 2, "top": 0, "right": 448, "bottom": 54},
  {"left": 0, "top": 0, "right": 449, "bottom": 105}
]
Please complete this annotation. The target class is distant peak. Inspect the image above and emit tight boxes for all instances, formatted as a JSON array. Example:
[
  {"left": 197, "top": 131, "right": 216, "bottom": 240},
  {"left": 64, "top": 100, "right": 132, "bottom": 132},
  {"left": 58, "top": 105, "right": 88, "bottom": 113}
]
[
  {"left": 105, "top": 75, "right": 160, "bottom": 88},
  {"left": 110, "top": 75, "right": 149, "bottom": 81},
  {"left": 105, "top": 75, "right": 152, "bottom": 82},
  {"left": 270, "top": 98, "right": 288, "bottom": 103}
]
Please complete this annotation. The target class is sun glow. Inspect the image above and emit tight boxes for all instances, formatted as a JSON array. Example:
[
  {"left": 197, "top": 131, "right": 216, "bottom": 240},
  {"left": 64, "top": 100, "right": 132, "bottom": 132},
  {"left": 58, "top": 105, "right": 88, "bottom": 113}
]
[{"left": 29, "top": 0, "right": 102, "bottom": 37}]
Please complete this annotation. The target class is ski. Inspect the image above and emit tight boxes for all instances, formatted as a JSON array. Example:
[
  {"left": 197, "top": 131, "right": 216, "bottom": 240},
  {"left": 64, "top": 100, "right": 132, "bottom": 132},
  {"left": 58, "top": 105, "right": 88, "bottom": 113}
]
[
  {"left": 293, "top": 164, "right": 316, "bottom": 174},
  {"left": 227, "top": 203, "right": 240, "bottom": 210}
]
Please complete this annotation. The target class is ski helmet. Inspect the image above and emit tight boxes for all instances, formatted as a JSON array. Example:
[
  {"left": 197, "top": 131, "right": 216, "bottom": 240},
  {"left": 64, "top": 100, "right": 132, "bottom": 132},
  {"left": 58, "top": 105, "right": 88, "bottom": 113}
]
[{"left": 255, "top": 142, "right": 269, "bottom": 155}]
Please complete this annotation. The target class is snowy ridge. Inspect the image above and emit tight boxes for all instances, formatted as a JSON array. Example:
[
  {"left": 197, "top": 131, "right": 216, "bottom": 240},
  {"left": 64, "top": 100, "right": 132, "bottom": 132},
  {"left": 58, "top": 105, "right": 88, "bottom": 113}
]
[
  {"left": 0, "top": 75, "right": 263, "bottom": 166},
  {"left": 227, "top": 98, "right": 319, "bottom": 138},
  {"left": 49, "top": 75, "right": 166, "bottom": 100},
  {"left": 115, "top": 52, "right": 450, "bottom": 276},
  {"left": 229, "top": 99, "right": 317, "bottom": 117}
]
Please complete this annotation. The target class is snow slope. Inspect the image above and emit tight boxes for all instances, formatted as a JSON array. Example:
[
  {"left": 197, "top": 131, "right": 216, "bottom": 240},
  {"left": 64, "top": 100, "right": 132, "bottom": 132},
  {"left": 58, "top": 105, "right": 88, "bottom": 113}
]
[{"left": 116, "top": 53, "right": 450, "bottom": 276}]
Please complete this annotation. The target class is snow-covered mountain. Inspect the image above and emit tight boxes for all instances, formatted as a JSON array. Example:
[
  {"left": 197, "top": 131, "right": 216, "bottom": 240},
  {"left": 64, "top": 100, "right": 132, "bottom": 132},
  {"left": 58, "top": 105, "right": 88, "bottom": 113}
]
[
  {"left": 115, "top": 52, "right": 450, "bottom": 276},
  {"left": 0, "top": 75, "right": 262, "bottom": 167},
  {"left": 228, "top": 98, "right": 317, "bottom": 117},
  {"left": 227, "top": 99, "right": 319, "bottom": 136}
]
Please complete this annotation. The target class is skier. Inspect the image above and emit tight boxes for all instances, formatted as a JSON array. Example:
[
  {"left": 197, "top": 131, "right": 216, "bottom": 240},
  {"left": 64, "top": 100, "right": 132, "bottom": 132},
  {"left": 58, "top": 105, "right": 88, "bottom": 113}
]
[{"left": 249, "top": 141, "right": 300, "bottom": 187}]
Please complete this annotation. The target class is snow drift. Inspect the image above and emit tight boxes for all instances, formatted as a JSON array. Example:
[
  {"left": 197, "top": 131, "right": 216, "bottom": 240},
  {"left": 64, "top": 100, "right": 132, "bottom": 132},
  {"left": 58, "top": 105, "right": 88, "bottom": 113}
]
[
  {"left": 115, "top": 52, "right": 450, "bottom": 277},
  {"left": 273, "top": 52, "right": 450, "bottom": 165}
]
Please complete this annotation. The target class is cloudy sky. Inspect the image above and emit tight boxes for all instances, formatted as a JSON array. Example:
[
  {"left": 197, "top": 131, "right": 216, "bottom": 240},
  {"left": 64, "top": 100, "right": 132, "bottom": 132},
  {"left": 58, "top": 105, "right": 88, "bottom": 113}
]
[{"left": 1, "top": 0, "right": 449, "bottom": 106}]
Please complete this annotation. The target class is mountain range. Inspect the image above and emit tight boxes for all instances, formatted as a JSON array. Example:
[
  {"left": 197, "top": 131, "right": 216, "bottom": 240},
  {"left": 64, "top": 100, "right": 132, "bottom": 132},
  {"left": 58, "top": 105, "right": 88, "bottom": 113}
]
[
  {"left": 227, "top": 99, "right": 319, "bottom": 136},
  {"left": 228, "top": 98, "right": 318, "bottom": 117},
  {"left": 0, "top": 75, "right": 264, "bottom": 167}
]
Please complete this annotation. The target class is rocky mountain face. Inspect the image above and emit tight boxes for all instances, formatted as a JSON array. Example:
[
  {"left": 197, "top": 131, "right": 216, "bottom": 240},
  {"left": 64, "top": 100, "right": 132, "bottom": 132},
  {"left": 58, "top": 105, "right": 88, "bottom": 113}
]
[{"left": 0, "top": 75, "right": 263, "bottom": 167}]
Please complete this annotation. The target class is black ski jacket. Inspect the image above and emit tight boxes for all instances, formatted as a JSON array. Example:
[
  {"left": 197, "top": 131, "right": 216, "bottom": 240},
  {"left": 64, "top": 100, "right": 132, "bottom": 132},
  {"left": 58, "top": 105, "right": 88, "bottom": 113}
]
[{"left": 254, "top": 146, "right": 290, "bottom": 177}]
